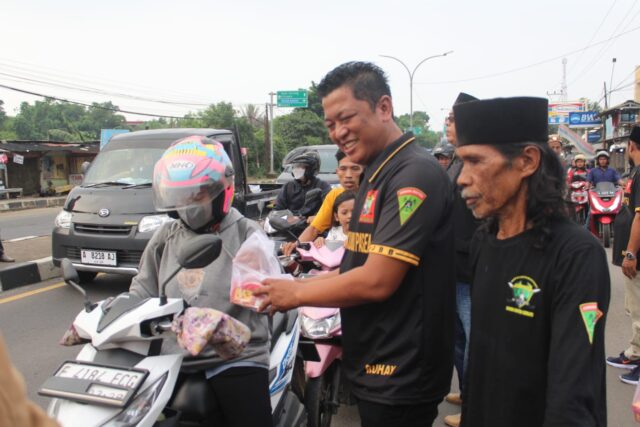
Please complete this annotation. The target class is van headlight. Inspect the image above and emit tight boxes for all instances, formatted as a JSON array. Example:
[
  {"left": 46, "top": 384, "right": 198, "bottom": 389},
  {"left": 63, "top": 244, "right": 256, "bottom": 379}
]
[
  {"left": 54, "top": 211, "right": 73, "bottom": 229},
  {"left": 138, "top": 215, "right": 173, "bottom": 233},
  {"left": 101, "top": 373, "right": 168, "bottom": 427}
]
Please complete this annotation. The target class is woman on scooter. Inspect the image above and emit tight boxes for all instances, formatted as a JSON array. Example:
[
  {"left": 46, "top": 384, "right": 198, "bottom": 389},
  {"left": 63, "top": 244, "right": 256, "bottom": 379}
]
[
  {"left": 129, "top": 135, "right": 272, "bottom": 427},
  {"left": 313, "top": 190, "right": 355, "bottom": 248}
]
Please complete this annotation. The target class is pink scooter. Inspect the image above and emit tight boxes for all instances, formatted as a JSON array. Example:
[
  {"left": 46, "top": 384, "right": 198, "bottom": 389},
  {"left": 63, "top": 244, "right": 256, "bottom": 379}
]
[{"left": 297, "top": 242, "right": 347, "bottom": 427}]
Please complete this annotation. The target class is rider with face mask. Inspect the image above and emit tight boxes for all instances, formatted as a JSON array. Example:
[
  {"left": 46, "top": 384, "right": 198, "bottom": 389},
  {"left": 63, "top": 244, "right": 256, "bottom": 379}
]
[
  {"left": 128, "top": 135, "right": 273, "bottom": 427},
  {"left": 274, "top": 151, "right": 331, "bottom": 217}
]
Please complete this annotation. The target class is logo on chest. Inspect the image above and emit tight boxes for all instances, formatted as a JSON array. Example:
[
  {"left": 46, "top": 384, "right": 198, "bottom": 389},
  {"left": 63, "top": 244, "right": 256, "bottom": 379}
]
[
  {"left": 359, "top": 190, "right": 378, "bottom": 224},
  {"left": 505, "top": 275, "right": 541, "bottom": 318}
]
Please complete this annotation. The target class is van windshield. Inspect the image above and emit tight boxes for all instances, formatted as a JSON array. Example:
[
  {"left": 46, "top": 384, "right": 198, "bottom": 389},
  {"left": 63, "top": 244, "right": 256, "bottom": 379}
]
[
  {"left": 318, "top": 150, "right": 337, "bottom": 173},
  {"left": 83, "top": 148, "right": 166, "bottom": 185}
]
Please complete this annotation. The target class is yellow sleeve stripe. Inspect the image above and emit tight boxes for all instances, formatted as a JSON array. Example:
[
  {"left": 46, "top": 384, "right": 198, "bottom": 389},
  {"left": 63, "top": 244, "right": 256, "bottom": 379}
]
[
  {"left": 369, "top": 244, "right": 420, "bottom": 266},
  {"left": 635, "top": 207, "right": 640, "bottom": 213}
]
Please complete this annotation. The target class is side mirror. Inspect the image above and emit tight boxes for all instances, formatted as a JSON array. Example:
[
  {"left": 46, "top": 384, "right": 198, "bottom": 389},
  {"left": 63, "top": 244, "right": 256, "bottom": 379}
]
[
  {"left": 304, "top": 188, "right": 323, "bottom": 207},
  {"left": 61, "top": 258, "right": 95, "bottom": 312},
  {"left": 176, "top": 234, "right": 223, "bottom": 269},
  {"left": 81, "top": 161, "right": 91, "bottom": 175}
]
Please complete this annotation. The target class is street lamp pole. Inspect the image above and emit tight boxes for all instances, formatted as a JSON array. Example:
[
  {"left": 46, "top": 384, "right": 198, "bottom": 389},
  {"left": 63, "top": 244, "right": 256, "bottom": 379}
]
[{"left": 381, "top": 51, "right": 453, "bottom": 129}]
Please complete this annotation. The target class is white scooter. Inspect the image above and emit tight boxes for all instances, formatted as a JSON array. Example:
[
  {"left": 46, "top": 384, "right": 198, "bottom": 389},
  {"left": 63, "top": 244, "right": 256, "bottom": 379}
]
[{"left": 39, "top": 234, "right": 307, "bottom": 427}]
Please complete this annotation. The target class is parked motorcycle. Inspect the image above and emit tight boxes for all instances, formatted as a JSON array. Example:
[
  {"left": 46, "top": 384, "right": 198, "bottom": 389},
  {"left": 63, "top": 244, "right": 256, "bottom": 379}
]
[
  {"left": 39, "top": 234, "right": 308, "bottom": 427},
  {"left": 588, "top": 181, "right": 623, "bottom": 248},
  {"left": 568, "top": 175, "right": 589, "bottom": 226}
]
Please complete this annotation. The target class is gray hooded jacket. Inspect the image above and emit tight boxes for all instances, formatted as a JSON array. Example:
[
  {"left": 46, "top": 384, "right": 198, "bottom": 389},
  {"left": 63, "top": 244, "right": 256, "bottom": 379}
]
[{"left": 129, "top": 208, "right": 269, "bottom": 370}]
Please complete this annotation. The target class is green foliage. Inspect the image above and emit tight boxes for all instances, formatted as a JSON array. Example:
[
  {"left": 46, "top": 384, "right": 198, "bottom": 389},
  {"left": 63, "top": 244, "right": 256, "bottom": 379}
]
[
  {"left": 12, "top": 99, "right": 126, "bottom": 141},
  {"left": 0, "top": 116, "right": 16, "bottom": 140},
  {"left": 273, "top": 109, "right": 329, "bottom": 153},
  {"left": 0, "top": 100, "right": 6, "bottom": 127},
  {"left": 395, "top": 111, "right": 439, "bottom": 148},
  {"left": 295, "top": 82, "right": 323, "bottom": 118}
]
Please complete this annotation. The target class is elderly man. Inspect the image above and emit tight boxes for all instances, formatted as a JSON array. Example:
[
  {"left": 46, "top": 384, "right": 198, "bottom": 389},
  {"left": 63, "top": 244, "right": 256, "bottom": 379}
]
[
  {"left": 255, "top": 61, "right": 455, "bottom": 427},
  {"left": 281, "top": 150, "right": 363, "bottom": 256},
  {"left": 454, "top": 97, "right": 609, "bottom": 426},
  {"left": 609, "top": 126, "right": 640, "bottom": 385}
]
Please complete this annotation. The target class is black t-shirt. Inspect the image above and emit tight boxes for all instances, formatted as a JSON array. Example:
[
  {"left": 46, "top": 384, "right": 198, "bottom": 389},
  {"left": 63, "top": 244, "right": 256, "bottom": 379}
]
[
  {"left": 462, "top": 219, "right": 609, "bottom": 427},
  {"left": 339, "top": 133, "right": 456, "bottom": 405},
  {"left": 446, "top": 156, "right": 481, "bottom": 284},
  {"left": 613, "top": 167, "right": 639, "bottom": 267}
]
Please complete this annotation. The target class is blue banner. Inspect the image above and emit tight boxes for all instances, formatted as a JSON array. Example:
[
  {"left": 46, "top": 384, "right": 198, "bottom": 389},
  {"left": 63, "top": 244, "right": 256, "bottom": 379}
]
[
  {"left": 100, "top": 129, "right": 129, "bottom": 150},
  {"left": 568, "top": 112, "right": 601, "bottom": 128}
]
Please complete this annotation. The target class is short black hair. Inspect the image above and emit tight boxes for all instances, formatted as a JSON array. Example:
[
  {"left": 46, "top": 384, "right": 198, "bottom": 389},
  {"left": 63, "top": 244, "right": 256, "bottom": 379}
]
[
  {"left": 335, "top": 149, "right": 346, "bottom": 162},
  {"left": 317, "top": 62, "right": 391, "bottom": 111}
]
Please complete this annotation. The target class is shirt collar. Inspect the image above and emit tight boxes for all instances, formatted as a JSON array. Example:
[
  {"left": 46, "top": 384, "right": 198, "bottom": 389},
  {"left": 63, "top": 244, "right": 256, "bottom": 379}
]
[{"left": 365, "top": 132, "right": 416, "bottom": 184}]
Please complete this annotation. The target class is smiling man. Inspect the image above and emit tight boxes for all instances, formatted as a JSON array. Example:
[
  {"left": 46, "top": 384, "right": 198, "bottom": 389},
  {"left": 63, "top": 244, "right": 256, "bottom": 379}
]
[
  {"left": 255, "top": 61, "right": 455, "bottom": 427},
  {"left": 454, "top": 97, "right": 609, "bottom": 427}
]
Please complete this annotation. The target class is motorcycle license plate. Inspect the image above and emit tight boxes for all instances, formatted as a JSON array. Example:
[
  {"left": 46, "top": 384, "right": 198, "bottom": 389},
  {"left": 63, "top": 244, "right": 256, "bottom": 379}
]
[
  {"left": 38, "top": 361, "right": 148, "bottom": 407},
  {"left": 81, "top": 249, "right": 117, "bottom": 266}
]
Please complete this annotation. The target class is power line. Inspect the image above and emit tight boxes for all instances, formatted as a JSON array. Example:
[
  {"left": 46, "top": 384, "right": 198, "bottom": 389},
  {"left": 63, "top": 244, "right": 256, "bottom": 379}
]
[
  {"left": 0, "top": 82, "right": 184, "bottom": 119},
  {"left": 415, "top": 24, "right": 640, "bottom": 85},
  {"left": 569, "top": 0, "right": 618, "bottom": 73}
]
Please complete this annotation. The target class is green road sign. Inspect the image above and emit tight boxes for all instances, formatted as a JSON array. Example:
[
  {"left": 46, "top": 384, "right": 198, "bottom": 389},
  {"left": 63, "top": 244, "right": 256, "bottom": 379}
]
[
  {"left": 412, "top": 127, "right": 423, "bottom": 135},
  {"left": 277, "top": 90, "right": 308, "bottom": 108}
]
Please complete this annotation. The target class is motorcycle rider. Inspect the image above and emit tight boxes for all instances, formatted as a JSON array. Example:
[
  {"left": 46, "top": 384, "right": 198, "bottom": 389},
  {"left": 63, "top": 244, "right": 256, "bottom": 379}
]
[
  {"left": 433, "top": 143, "right": 455, "bottom": 169},
  {"left": 566, "top": 154, "right": 589, "bottom": 184},
  {"left": 588, "top": 150, "right": 623, "bottom": 187},
  {"left": 274, "top": 151, "right": 331, "bottom": 217},
  {"left": 281, "top": 150, "right": 363, "bottom": 256},
  {"left": 128, "top": 135, "right": 272, "bottom": 427}
]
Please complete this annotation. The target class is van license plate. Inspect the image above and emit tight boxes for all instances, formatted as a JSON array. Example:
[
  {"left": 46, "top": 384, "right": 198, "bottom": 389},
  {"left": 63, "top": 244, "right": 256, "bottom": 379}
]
[{"left": 81, "top": 250, "right": 117, "bottom": 266}]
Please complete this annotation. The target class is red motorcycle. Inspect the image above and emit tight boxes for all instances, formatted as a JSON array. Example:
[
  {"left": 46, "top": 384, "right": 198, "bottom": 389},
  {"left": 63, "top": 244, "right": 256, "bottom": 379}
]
[
  {"left": 568, "top": 175, "right": 589, "bottom": 226},
  {"left": 588, "top": 181, "right": 623, "bottom": 247}
]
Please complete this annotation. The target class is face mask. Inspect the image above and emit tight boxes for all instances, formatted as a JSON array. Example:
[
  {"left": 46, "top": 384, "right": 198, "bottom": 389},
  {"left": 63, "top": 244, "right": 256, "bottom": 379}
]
[
  {"left": 292, "top": 167, "right": 306, "bottom": 180},
  {"left": 177, "top": 204, "right": 213, "bottom": 231}
]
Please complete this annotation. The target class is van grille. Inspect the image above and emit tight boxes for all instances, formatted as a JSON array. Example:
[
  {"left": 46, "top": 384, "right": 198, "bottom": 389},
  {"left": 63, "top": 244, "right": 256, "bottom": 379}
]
[
  {"left": 74, "top": 224, "right": 132, "bottom": 235},
  {"left": 65, "top": 247, "right": 143, "bottom": 265}
]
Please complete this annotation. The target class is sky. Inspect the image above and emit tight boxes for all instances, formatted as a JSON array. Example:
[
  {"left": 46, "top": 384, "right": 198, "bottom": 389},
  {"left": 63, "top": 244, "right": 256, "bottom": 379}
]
[{"left": 0, "top": 0, "right": 639, "bottom": 130}]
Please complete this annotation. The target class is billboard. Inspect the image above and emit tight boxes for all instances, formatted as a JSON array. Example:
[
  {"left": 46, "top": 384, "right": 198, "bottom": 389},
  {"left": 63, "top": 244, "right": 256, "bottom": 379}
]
[
  {"left": 548, "top": 101, "right": 585, "bottom": 125},
  {"left": 568, "top": 111, "right": 601, "bottom": 128}
]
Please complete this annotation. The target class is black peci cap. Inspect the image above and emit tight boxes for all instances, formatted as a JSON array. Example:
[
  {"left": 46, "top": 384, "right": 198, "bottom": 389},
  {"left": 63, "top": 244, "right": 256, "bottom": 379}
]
[
  {"left": 454, "top": 92, "right": 477, "bottom": 105},
  {"left": 631, "top": 125, "right": 640, "bottom": 144},
  {"left": 453, "top": 97, "right": 549, "bottom": 147}
]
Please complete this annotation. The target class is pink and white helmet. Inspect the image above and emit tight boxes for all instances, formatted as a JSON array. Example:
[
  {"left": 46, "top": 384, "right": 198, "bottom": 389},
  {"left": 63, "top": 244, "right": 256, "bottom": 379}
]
[{"left": 153, "top": 136, "right": 235, "bottom": 218}]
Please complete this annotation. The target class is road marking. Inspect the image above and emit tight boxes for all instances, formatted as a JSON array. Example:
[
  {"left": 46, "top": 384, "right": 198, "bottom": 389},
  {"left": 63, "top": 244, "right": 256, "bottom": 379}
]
[
  {"left": 0, "top": 282, "right": 65, "bottom": 304},
  {"left": 6, "top": 235, "right": 40, "bottom": 242}
]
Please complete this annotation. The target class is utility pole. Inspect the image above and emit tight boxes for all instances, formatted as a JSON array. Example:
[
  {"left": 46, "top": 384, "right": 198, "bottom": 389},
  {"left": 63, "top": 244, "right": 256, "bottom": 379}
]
[
  {"left": 603, "top": 82, "right": 609, "bottom": 109},
  {"left": 263, "top": 103, "right": 270, "bottom": 171},
  {"left": 268, "top": 92, "right": 276, "bottom": 174},
  {"left": 561, "top": 58, "right": 568, "bottom": 102},
  {"left": 380, "top": 51, "right": 453, "bottom": 129},
  {"left": 608, "top": 58, "right": 617, "bottom": 106}
]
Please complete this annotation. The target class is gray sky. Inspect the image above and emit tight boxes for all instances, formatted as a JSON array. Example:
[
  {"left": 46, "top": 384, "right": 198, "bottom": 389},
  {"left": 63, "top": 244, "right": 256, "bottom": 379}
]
[{"left": 1, "top": 0, "right": 638, "bottom": 130}]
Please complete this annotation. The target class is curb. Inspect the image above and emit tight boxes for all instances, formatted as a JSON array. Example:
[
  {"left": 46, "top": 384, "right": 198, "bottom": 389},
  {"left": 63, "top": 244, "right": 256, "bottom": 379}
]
[
  {"left": 0, "top": 197, "right": 66, "bottom": 212},
  {"left": 0, "top": 257, "right": 60, "bottom": 291}
]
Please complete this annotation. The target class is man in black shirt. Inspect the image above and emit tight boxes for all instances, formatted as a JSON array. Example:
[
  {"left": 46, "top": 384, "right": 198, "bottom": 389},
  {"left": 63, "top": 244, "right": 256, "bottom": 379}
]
[
  {"left": 454, "top": 97, "right": 609, "bottom": 426},
  {"left": 609, "top": 125, "right": 640, "bottom": 385},
  {"left": 274, "top": 151, "right": 331, "bottom": 216},
  {"left": 255, "top": 61, "right": 455, "bottom": 427}
]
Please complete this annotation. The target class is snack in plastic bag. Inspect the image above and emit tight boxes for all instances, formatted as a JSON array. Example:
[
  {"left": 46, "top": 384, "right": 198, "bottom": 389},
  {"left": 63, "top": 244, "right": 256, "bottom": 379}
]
[
  {"left": 231, "top": 231, "right": 292, "bottom": 310},
  {"left": 171, "top": 307, "right": 250, "bottom": 359}
]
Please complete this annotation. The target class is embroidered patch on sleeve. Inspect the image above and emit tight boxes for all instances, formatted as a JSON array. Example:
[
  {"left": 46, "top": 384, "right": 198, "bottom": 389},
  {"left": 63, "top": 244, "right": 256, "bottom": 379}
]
[
  {"left": 397, "top": 187, "right": 426, "bottom": 226},
  {"left": 579, "top": 302, "right": 603, "bottom": 344},
  {"left": 359, "top": 190, "right": 378, "bottom": 224}
]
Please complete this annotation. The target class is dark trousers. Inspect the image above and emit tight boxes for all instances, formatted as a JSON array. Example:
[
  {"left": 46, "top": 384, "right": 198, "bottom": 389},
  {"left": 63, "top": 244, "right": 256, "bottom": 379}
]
[
  {"left": 358, "top": 399, "right": 440, "bottom": 427},
  {"left": 207, "top": 367, "right": 273, "bottom": 427}
]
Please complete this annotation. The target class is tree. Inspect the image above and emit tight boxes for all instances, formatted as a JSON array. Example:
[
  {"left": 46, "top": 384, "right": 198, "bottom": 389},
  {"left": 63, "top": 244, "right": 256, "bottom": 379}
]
[
  {"left": 396, "top": 111, "right": 439, "bottom": 148},
  {"left": 0, "top": 100, "right": 6, "bottom": 128},
  {"left": 273, "top": 109, "right": 330, "bottom": 153},
  {"left": 295, "top": 82, "right": 324, "bottom": 118}
]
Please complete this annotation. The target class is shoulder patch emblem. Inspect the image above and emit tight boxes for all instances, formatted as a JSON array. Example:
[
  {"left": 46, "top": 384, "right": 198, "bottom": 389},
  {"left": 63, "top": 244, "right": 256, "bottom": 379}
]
[
  {"left": 397, "top": 187, "right": 426, "bottom": 226},
  {"left": 359, "top": 190, "right": 378, "bottom": 224},
  {"left": 579, "top": 302, "right": 603, "bottom": 345}
]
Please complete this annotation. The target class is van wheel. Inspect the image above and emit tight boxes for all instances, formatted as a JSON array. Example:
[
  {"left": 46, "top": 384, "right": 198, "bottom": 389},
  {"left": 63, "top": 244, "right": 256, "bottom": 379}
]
[{"left": 78, "top": 271, "right": 98, "bottom": 283}]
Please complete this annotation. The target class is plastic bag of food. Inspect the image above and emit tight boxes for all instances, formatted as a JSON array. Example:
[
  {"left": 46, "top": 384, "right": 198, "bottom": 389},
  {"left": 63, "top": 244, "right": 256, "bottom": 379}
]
[
  {"left": 171, "top": 307, "right": 250, "bottom": 359},
  {"left": 230, "top": 231, "right": 291, "bottom": 310}
]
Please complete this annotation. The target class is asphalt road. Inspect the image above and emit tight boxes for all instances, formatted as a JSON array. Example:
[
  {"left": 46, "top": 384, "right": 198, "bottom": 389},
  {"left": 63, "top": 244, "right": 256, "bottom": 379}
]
[
  {"left": 0, "top": 206, "right": 60, "bottom": 240},
  {"left": 0, "top": 247, "right": 637, "bottom": 426}
]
